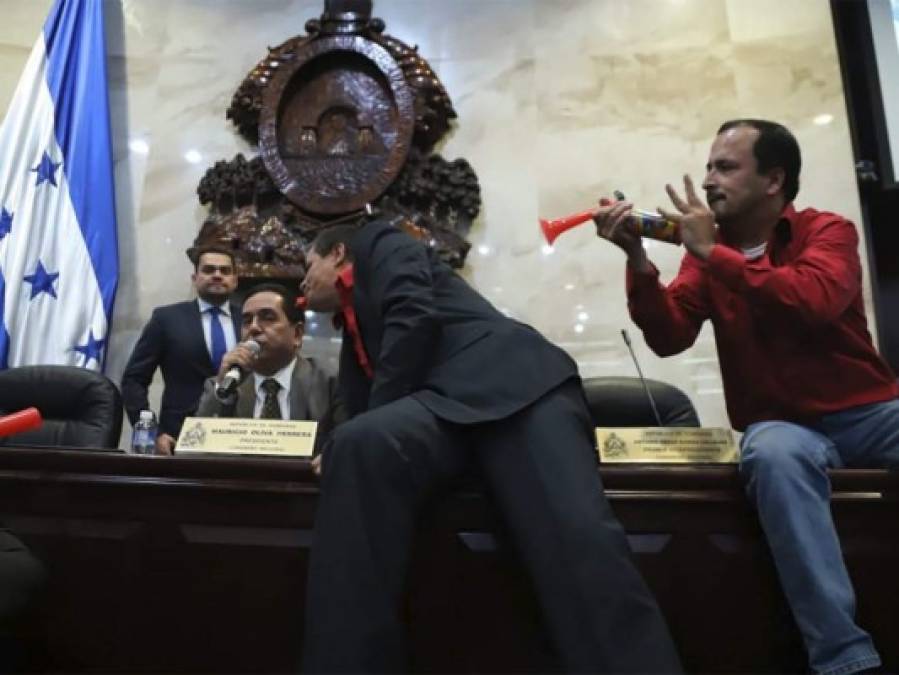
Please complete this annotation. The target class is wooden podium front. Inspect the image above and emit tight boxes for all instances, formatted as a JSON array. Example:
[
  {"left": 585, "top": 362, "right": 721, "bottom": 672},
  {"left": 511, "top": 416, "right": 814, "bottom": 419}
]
[{"left": 0, "top": 447, "right": 896, "bottom": 673}]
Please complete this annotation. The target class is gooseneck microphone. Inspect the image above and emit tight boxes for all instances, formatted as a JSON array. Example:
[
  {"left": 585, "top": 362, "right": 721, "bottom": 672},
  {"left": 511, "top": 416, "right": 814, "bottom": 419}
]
[
  {"left": 215, "top": 339, "right": 261, "bottom": 400},
  {"left": 620, "top": 329, "right": 664, "bottom": 427}
]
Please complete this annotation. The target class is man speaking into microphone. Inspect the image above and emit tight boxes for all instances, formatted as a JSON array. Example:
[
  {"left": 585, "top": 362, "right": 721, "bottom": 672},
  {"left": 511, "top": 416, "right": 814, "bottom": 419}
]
[{"left": 195, "top": 283, "right": 345, "bottom": 451}]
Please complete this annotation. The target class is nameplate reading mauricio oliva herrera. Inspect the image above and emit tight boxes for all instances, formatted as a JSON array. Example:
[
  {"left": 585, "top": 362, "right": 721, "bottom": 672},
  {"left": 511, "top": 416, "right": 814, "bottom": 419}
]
[
  {"left": 596, "top": 427, "right": 738, "bottom": 464},
  {"left": 175, "top": 417, "right": 317, "bottom": 457}
]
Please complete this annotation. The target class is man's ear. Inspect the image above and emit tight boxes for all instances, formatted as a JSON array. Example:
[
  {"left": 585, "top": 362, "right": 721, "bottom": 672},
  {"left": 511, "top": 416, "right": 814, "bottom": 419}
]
[
  {"left": 332, "top": 242, "right": 348, "bottom": 266},
  {"left": 766, "top": 167, "right": 786, "bottom": 196}
]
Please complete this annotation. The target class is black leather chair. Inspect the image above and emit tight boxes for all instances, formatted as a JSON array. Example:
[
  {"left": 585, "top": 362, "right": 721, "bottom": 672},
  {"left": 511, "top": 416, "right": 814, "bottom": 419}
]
[
  {"left": 0, "top": 365, "right": 123, "bottom": 449},
  {"left": 582, "top": 375, "right": 700, "bottom": 428}
]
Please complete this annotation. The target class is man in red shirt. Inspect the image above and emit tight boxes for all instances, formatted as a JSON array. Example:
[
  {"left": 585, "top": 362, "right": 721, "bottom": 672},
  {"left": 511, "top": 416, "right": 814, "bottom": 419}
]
[{"left": 594, "top": 119, "right": 899, "bottom": 675}]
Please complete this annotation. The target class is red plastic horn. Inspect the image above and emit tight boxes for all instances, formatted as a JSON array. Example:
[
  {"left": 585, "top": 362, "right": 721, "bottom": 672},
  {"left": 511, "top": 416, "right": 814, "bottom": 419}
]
[
  {"left": 0, "top": 407, "right": 42, "bottom": 438},
  {"left": 539, "top": 210, "right": 594, "bottom": 246}
]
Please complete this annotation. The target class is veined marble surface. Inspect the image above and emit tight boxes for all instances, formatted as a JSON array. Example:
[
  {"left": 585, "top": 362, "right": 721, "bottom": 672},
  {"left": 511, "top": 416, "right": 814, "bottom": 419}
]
[{"left": 0, "top": 0, "right": 868, "bottom": 440}]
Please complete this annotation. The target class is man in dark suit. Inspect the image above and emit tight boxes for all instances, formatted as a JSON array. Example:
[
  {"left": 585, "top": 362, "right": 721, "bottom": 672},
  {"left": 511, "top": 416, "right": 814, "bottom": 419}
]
[
  {"left": 121, "top": 246, "right": 240, "bottom": 454},
  {"left": 195, "top": 283, "right": 345, "bottom": 448},
  {"left": 299, "top": 219, "right": 681, "bottom": 673}
]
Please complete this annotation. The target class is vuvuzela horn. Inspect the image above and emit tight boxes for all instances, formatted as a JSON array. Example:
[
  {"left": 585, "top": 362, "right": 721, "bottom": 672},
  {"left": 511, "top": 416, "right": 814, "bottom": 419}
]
[{"left": 540, "top": 206, "right": 681, "bottom": 246}]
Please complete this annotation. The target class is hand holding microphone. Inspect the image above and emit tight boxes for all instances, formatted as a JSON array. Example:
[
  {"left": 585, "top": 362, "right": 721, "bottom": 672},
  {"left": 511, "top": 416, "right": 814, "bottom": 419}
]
[{"left": 215, "top": 339, "right": 261, "bottom": 399}]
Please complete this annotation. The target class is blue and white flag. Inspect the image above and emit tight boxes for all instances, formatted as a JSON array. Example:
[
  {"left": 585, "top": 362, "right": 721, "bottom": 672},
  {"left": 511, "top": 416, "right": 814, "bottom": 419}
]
[{"left": 0, "top": 0, "right": 118, "bottom": 371}]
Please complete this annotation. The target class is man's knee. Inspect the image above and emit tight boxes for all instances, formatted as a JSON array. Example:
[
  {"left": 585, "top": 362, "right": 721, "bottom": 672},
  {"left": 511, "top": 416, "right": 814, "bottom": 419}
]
[
  {"left": 742, "top": 422, "right": 818, "bottom": 468},
  {"left": 324, "top": 414, "right": 405, "bottom": 478},
  {"left": 739, "top": 421, "right": 831, "bottom": 496},
  {"left": 327, "top": 416, "right": 374, "bottom": 465}
]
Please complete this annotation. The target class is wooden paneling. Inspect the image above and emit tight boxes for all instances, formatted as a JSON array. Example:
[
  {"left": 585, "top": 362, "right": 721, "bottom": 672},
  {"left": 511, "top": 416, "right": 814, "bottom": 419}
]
[{"left": 0, "top": 448, "right": 896, "bottom": 673}]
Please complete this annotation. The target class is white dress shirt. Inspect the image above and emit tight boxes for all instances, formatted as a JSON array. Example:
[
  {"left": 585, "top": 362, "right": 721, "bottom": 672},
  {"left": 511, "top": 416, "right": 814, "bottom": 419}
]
[
  {"left": 197, "top": 298, "right": 238, "bottom": 361},
  {"left": 252, "top": 358, "right": 296, "bottom": 420}
]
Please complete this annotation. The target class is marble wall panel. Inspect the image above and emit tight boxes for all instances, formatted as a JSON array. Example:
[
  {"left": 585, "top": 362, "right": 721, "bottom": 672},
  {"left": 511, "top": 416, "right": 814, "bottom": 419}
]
[
  {"left": 105, "top": 0, "right": 173, "bottom": 58},
  {"left": 724, "top": 0, "right": 834, "bottom": 44},
  {"left": 0, "top": 0, "right": 52, "bottom": 112},
  {"left": 0, "top": 0, "right": 54, "bottom": 49},
  {"left": 0, "top": 0, "right": 869, "bottom": 443}
]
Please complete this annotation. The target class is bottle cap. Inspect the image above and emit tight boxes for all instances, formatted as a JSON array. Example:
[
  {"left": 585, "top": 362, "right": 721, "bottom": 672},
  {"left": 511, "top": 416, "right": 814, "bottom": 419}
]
[{"left": 139, "top": 410, "right": 154, "bottom": 421}]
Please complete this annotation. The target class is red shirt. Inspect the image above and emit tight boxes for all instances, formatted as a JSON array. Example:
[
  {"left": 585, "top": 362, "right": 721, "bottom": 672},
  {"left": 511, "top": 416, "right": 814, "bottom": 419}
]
[
  {"left": 335, "top": 264, "right": 373, "bottom": 379},
  {"left": 627, "top": 204, "right": 899, "bottom": 431}
]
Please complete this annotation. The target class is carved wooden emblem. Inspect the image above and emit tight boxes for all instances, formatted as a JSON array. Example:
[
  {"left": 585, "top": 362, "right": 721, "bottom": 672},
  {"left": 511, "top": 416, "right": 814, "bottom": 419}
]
[
  {"left": 191, "top": 0, "right": 480, "bottom": 279},
  {"left": 259, "top": 36, "right": 415, "bottom": 215}
]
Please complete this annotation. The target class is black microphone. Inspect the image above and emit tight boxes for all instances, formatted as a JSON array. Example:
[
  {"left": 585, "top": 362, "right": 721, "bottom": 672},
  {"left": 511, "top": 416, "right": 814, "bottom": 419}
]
[
  {"left": 215, "top": 339, "right": 261, "bottom": 400},
  {"left": 620, "top": 329, "right": 664, "bottom": 426}
]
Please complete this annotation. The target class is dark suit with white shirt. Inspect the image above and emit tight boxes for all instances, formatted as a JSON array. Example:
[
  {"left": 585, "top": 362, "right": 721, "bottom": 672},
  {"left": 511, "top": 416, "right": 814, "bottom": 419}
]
[
  {"left": 303, "top": 220, "right": 681, "bottom": 673},
  {"left": 122, "top": 300, "right": 240, "bottom": 438}
]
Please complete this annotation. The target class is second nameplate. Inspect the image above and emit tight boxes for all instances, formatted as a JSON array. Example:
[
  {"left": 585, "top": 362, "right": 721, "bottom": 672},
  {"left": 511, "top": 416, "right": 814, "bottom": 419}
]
[{"left": 596, "top": 427, "right": 738, "bottom": 463}]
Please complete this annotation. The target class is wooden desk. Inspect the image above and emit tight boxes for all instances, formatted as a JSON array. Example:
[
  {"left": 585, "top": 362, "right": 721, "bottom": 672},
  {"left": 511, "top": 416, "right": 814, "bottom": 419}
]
[{"left": 0, "top": 447, "right": 896, "bottom": 673}]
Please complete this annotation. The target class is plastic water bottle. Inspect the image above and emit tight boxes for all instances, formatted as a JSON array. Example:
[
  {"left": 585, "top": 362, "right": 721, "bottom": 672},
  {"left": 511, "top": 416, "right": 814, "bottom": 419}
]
[{"left": 131, "top": 410, "right": 158, "bottom": 455}]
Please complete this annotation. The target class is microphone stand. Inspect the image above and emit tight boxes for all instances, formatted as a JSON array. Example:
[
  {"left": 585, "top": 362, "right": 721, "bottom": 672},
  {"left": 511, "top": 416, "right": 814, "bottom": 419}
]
[{"left": 621, "top": 329, "right": 664, "bottom": 427}]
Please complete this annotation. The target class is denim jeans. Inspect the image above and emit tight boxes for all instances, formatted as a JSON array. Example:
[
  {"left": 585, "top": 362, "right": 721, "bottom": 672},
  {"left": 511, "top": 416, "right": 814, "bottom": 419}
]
[{"left": 740, "top": 397, "right": 899, "bottom": 675}]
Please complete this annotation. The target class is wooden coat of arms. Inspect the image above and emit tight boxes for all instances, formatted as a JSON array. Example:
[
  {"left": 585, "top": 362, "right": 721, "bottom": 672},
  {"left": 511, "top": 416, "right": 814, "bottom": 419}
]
[{"left": 191, "top": 0, "right": 480, "bottom": 279}]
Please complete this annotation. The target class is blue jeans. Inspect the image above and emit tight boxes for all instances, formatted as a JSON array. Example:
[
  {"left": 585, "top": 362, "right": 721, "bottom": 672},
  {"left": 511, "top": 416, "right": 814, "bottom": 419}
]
[{"left": 740, "top": 398, "right": 899, "bottom": 675}]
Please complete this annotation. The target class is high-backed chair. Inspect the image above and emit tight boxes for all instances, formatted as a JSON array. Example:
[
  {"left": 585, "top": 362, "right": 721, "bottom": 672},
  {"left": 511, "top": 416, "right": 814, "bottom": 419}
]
[
  {"left": 0, "top": 365, "right": 123, "bottom": 449},
  {"left": 582, "top": 376, "right": 700, "bottom": 428}
]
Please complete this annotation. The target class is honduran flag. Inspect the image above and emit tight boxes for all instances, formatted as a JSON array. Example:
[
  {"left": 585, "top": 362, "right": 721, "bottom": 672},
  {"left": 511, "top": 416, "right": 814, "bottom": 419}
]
[{"left": 0, "top": 0, "right": 118, "bottom": 371}]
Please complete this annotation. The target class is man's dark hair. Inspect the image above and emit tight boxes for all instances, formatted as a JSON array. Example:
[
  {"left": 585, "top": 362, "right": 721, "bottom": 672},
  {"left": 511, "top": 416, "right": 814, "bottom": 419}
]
[
  {"left": 189, "top": 245, "right": 237, "bottom": 272},
  {"left": 311, "top": 224, "right": 359, "bottom": 260},
  {"left": 717, "top": 119, "right": 802, "bottom": 203},
  {"left": 243, "top": 282, "right": 304, "bottom": 324}
]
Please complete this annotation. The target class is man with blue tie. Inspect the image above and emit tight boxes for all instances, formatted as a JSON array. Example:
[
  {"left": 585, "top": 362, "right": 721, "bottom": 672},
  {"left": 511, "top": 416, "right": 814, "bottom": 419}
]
[{"left": 121, "top": 246, "right": 240, "bottom": 454}]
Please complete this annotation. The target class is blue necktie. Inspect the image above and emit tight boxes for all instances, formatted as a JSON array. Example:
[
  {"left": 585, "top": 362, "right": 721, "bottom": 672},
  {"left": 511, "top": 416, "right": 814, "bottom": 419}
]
[{"left": 208, "top": 306, "right": 227, "bottom": 373}]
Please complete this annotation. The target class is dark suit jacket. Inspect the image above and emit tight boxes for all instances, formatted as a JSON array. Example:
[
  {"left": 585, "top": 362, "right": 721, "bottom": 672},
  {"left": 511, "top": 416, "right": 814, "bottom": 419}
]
[
  {"left": 194, "top": 356, "right": 346, "bottom": 452},
  {"left": 339, "top": 219, "right": 579, "bottom": 423},
  {"left": 121, "top": 300, "right": 241, "bottom": 437}
]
